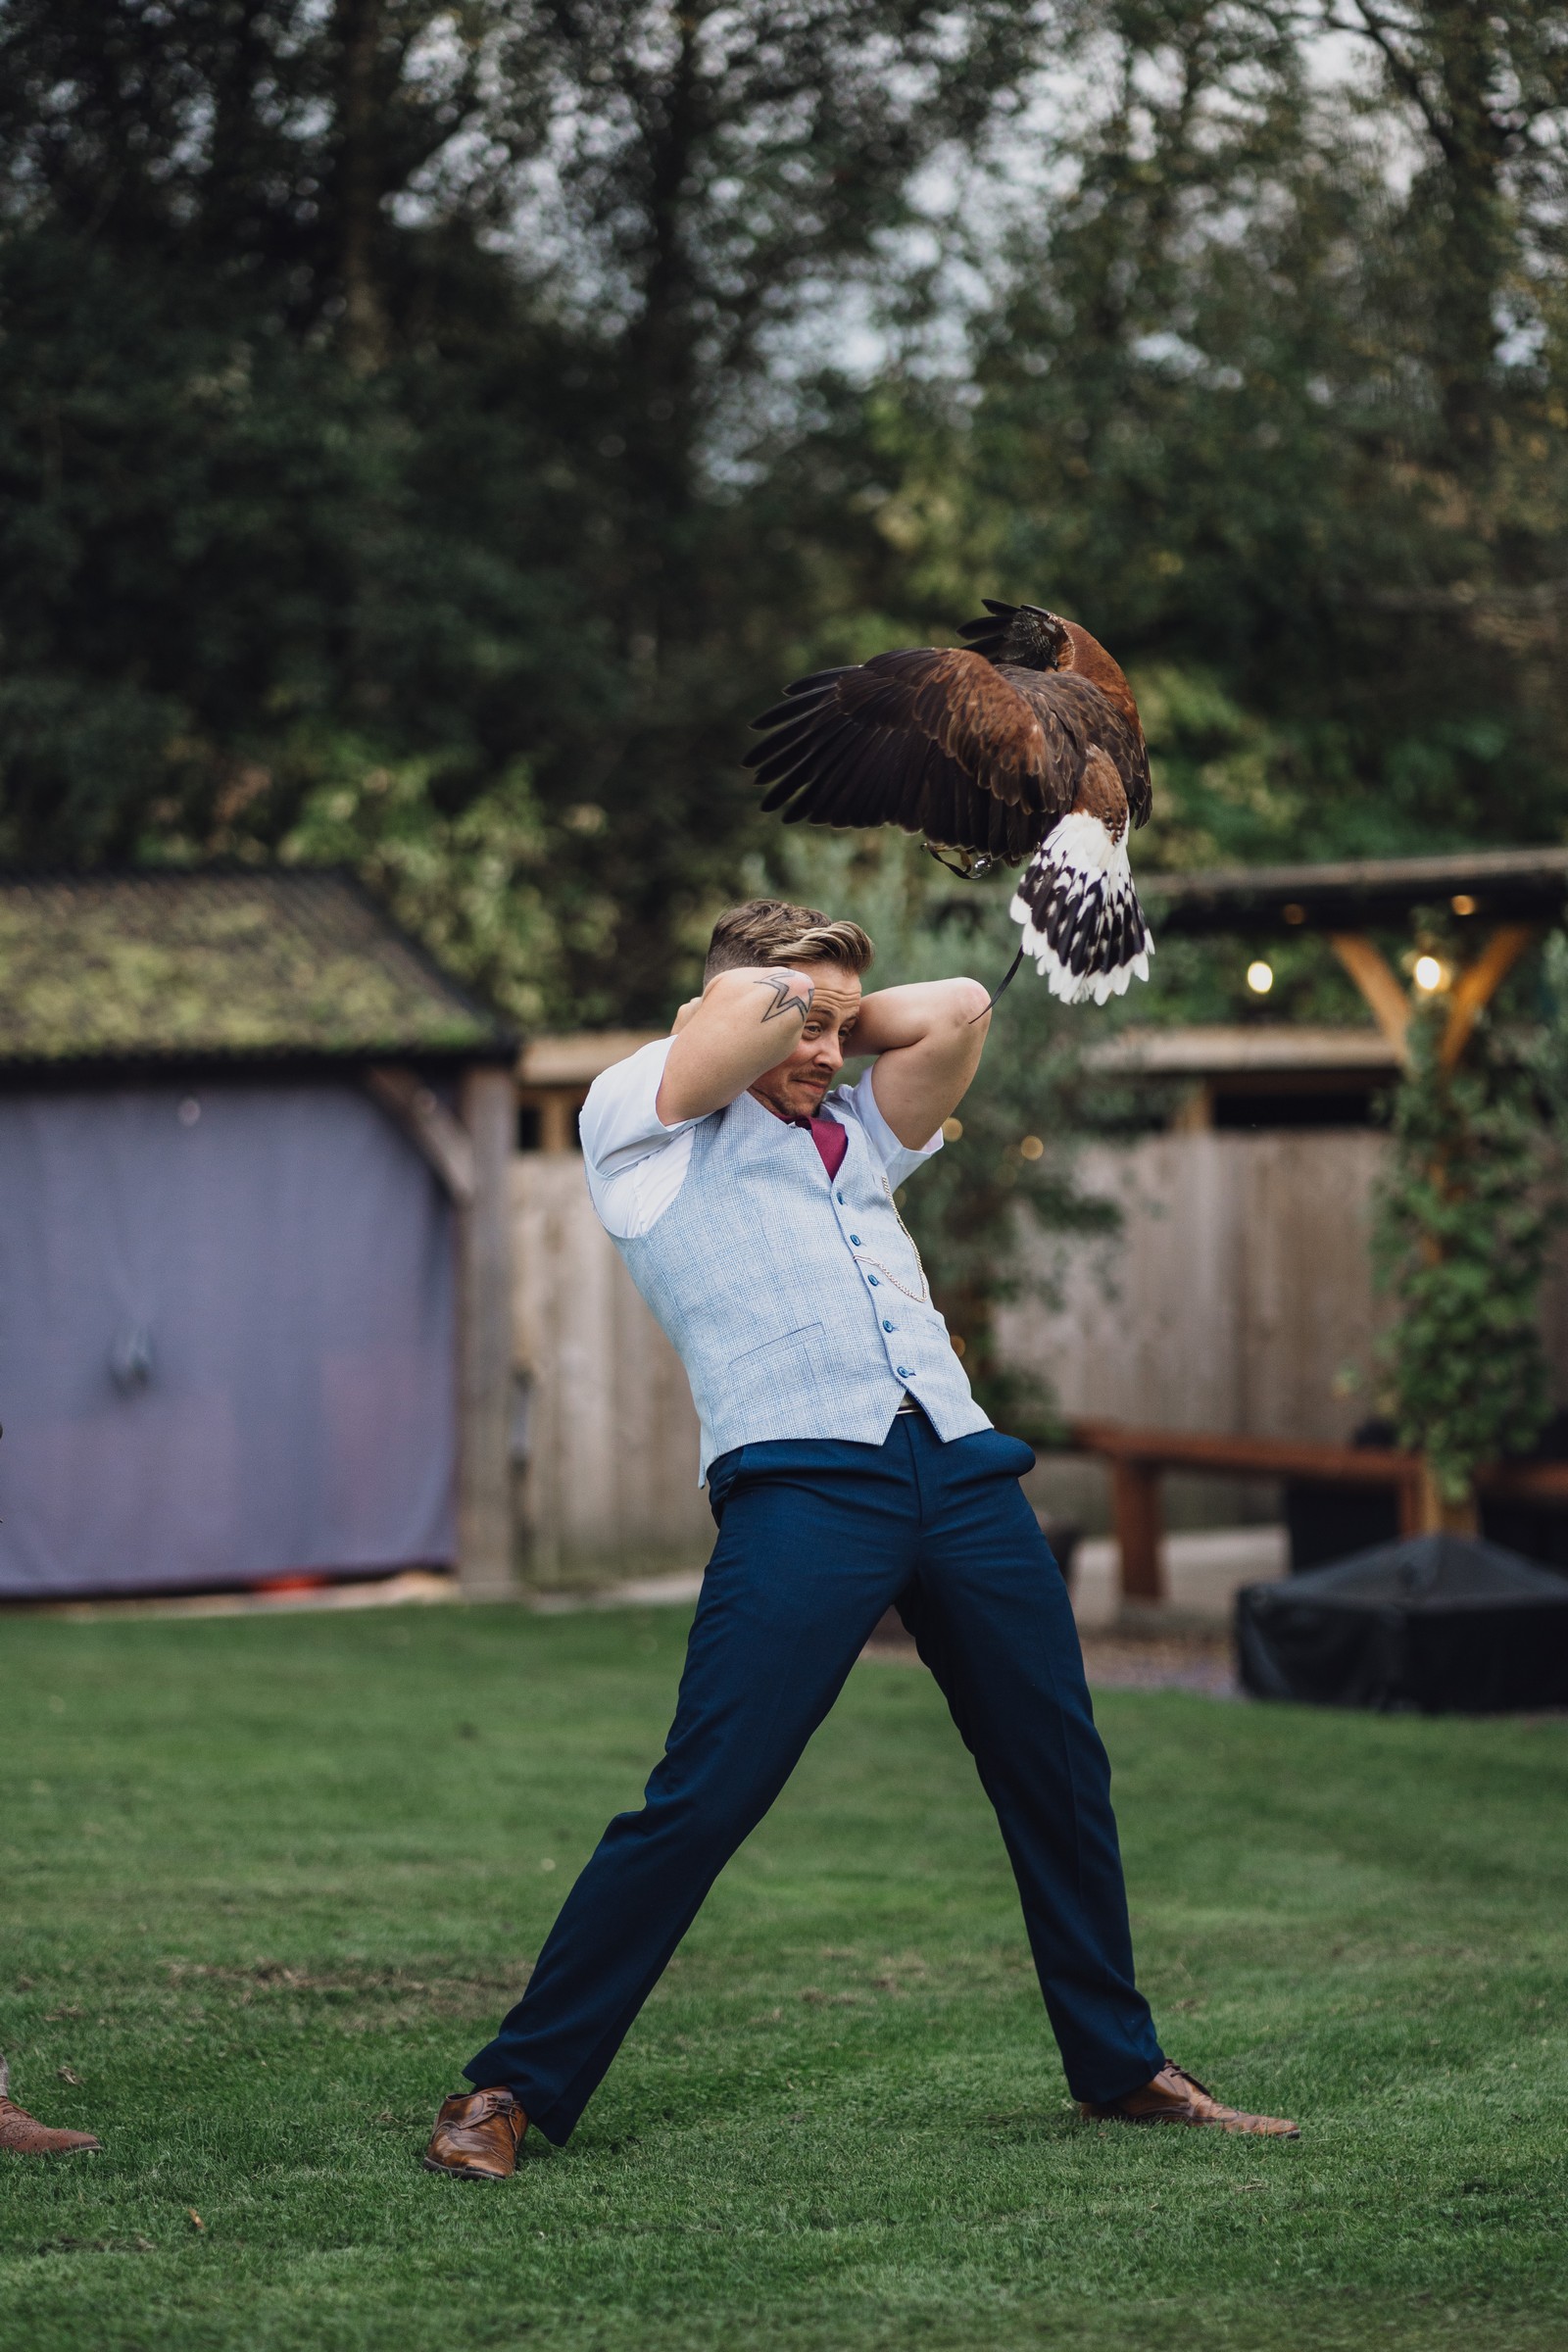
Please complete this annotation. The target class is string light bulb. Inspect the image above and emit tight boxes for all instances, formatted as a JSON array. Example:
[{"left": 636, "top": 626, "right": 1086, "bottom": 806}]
[
  {"left": 1019, "top": 1135, "right": 1044, "bottom": 1160},
  {"left": 1413, "top": 955, "right": 1445, "bottom": 993},
  {"left": 1247, "top": 960, "right": 1274, "bottom": 995}
]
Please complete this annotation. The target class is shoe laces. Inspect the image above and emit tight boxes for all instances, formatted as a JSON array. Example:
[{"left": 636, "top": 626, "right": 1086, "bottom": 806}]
[
  {"left": 1161, "top": 2062, "right": 1217, "bottom": 2102},
  {"left": 462, "top": 2087, "right": 516, "bottom": 2123}
]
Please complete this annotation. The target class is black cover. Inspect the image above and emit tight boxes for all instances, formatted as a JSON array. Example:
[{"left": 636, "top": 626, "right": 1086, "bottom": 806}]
[
  {"left": 1235, "top": 1534, "right": 1568, "bottom": 1712},
  {"left": 1284, "top": 1478, "right": 1400, "bottom": 1573}
]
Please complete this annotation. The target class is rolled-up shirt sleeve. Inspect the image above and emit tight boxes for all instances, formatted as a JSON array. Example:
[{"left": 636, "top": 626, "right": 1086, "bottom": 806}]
[{"left": 579, "top": 1038, "right": 702, "bottom": 1240}]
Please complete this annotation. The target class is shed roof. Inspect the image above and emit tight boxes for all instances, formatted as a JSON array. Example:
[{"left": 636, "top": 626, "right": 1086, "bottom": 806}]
[
  {"left": 0, "top": 870, "right": 516, "bottom": 1071},
  {"left": 1142, "top": 847, "right": 1568, "bottom": 937}
]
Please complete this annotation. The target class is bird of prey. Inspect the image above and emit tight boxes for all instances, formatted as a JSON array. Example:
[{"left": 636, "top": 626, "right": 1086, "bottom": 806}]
[{"left": 746, "top": 599, "right": 1153, "bottom": 1005}]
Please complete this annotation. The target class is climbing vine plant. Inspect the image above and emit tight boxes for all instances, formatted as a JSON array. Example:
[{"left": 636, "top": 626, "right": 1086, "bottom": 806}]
[{"left": 1374, "top": 999, "right": 1562, "bottom": 1506}]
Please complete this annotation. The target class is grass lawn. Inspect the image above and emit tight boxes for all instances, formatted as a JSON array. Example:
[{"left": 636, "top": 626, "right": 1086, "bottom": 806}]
[{"left": 1, "top": 1603, "right": 1565, "bottom": 2352}]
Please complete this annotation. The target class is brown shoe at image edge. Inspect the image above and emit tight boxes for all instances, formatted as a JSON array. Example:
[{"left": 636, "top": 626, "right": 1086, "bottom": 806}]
[
  {"left": 0, "top": 2056, "right": 101, "bottom": 2156},
  {"left": 423, "top": 2086, "right": 527, "bottom": 2180},
  {"left": 1080, "top": 2062, "right": 1299, "bottom": 2137}
]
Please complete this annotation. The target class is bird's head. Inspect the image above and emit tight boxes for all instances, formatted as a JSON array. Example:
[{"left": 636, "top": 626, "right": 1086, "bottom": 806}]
[
  {"left": 1006, "top": 605, "right": 1071, "bottom": 669},
  {"left": 956, "top": 599, "right": 1070, "bottom": 672}
]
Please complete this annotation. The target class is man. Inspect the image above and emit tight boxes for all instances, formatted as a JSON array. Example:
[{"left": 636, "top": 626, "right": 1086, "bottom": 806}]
[{"left": 425, "top": 898, "right": 1297, "bottom": 2178}]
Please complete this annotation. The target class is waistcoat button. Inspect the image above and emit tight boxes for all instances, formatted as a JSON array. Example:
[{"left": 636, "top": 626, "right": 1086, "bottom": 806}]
[
  {"left": 896, "top": 1366, "right": 912, "bottom": 1379},
  {"left": 882, "top": 1319, "right": 895, "bottom": 1332},
  {"left": 866, "top": 1274, "right": 879, "bottom": 1287},
  {"left": 849, "top": 1233, "right": 861, "bottom": 1245}
]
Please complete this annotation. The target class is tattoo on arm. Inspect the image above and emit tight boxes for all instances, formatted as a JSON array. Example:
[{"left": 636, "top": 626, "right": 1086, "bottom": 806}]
[{"left": 753, "top": 971, "right": 813, "bottom": 1025}]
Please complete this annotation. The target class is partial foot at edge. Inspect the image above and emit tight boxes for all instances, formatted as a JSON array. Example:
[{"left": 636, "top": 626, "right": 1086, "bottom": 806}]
[{"left": 0, "top": 2057, "right": 102, "bottom": 2156}]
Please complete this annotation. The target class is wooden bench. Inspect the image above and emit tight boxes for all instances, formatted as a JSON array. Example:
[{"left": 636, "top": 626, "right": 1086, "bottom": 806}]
[{"left": 1064, "top": 1419, "right": 1568, "bottom": 1604}]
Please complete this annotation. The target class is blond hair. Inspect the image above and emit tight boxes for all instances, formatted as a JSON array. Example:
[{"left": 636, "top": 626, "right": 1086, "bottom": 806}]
[{"left": 704, "top": 898, "right": 873, "bottom": 983}]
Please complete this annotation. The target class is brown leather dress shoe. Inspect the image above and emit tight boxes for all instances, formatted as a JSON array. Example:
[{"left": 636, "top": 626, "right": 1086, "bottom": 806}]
[
  {"left": 1079, "top": 2061, "right": 1298, "bottom": 2137},
  {"left": 422, "top": 2086, "right": 526, "bottom": 2180},
  {"left": 0, "top": 2057, "right": 101, "bottom": 2156}
]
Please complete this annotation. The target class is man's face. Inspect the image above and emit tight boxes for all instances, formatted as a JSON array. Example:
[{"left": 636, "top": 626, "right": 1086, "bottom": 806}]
[{"left": 749, "top": 960, "right": 862, "bottom": 1123}]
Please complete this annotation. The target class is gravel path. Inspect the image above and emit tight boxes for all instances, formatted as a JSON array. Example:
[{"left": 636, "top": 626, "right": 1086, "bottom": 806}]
[{"left": 861, "top": 1625, "right": 1240, "bottom": 1697}]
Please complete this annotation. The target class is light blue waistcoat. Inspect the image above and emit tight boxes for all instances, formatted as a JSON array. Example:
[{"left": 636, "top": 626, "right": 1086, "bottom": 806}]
[{"left": 613, "top": 1087, "right": 992, "bottom": 1479}]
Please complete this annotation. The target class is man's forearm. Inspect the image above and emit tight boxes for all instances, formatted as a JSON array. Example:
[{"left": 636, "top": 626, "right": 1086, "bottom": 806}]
[
  {"left": 859, "top": 977, "right": 992, "bottom": 1148},
  {"left": 851, "top": 980, "right": 986, "bottom": 1056},
  {"left": 657, "top": 965, "right": 815, "bottom": 1123}
]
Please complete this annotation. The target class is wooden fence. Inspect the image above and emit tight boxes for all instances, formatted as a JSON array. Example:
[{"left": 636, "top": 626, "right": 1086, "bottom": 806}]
[
  {"left": 1008, "top": 1131, "right": 1390, "bottom": 1444},
  {"left": 510, "top": 1153, "right": 710, "bottom": 1579}
]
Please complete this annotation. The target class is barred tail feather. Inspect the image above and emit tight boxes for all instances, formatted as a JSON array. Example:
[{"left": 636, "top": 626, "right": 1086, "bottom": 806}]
[{"left": 1008, "top": 811, "right": 1153, "bottom": 1006}]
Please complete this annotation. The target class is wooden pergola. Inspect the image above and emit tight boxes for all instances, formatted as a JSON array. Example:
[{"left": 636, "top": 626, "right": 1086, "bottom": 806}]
[
  {"left": 1070, "top": 848, "right": 1568, "bottom": 1609},
  {"left": 1145, "top": 846, "right": 1568, "bottom": 1070}
]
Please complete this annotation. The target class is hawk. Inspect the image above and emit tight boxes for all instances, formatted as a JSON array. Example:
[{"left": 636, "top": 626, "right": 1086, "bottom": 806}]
[{"left": 746, "top": 599, "right": 1153, "bottom": 1005}]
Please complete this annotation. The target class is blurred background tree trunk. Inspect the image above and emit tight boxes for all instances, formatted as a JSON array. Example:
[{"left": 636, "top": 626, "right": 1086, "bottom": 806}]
[{"left": 333, "top": 0, "right": 391, "bottom": 374}]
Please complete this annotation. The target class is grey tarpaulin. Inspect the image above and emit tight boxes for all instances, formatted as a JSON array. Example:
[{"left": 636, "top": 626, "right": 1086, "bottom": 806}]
[
  {"left": 1236, "top": 1533, "right": 1568, "bottom": 1712},
  {"left": 0, "top": 1080, "right": 457, "bottom": 1596}
]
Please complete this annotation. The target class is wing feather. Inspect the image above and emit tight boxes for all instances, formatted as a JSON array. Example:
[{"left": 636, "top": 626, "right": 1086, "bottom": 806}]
[
  {"left": 749, "top": 639, "right": 1152, "bottom": 855},
  {"left": 913, "top": 737, "right": 1027, "bottom": 858},
  {"left": 748, "top": 647, "right": 1080, "bottom": 856},
  {"left": 772, "top": 724, "right": 863, "bottom": 821},
  {"left": 747, "top": 688, "right": 838, "bottom": 741},
  {"left": 807, "top": 731, "right": 885, "bottom": 827},
  {"left": 771, "top": 716, "right": 911, "bottom": 830},
  {"left": 846, "top": 650, "right": 1050, "bottom": 810},
  {"left": 753, "top": 734, "right": 825, "bottom": 791}
]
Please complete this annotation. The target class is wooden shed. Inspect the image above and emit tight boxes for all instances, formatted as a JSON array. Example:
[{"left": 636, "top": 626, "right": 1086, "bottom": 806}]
[{"left": 0, "top": 871, "right": 516, "bottom": 1600}]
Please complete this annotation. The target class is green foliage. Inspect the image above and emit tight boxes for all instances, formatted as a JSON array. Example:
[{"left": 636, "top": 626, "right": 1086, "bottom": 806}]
[
  {"left": 760, "top": 829, "right": 1116, "bottom": 1439},
  {"left": 1, "top": 2, "right": 1566, "bottom": 1017},
  {"left": 269, "top": 739, "right": 597, "bottom": 1031},
  {"left": 0, "top": 0, "right": 1040, "bottom": 1017},
  {"left": 2, "top": 1605, "right": 1567, "bottom": 2349},
  {"left": 855, "top": 0, "right": 1568, "bottom": 1018},
  {"left": 1374, "top": 1008, "right": 1561, "bottom": 1501},
  {"left": 1526, "top": 927, "right": 1568, "bottom": 1133}
]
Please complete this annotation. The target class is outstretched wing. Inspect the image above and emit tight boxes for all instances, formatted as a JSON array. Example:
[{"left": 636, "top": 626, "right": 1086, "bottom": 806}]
[{"left": 746, "top": 647, "right": 1134, "bottom": 858}]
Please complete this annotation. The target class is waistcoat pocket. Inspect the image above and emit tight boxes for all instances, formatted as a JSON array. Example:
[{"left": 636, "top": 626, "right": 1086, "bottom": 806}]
[{"left": 726, "top": 1320, "right": 827, "bottom": 1395}]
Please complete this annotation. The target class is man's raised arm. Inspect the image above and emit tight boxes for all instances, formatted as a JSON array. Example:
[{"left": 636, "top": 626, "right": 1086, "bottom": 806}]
[
  {"left": 855, "top": 978, "right": 993, "bottom": 1150},
  {"left": 656, "top": 966, "right": 820, "bottom": 1124}
]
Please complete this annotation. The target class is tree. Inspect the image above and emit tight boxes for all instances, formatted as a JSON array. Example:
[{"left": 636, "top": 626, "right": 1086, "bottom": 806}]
[
  {"left": 1323, "top": 0, "right": 1568, "bottom": 466},
  {"left": 0, "top": 0, "right": 1042, "bottom": 1017},
  {"left": 849, "top": 0, "right": 1568, "bottom": 1013},
  {"left": 3, "top": 0, "right": 1566, "bottom": 1028}
]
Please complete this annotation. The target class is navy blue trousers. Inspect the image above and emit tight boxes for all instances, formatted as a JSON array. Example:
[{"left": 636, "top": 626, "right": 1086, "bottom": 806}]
[{"left": 465, "top": 1415, "right": 1164, "bottom": 2139}]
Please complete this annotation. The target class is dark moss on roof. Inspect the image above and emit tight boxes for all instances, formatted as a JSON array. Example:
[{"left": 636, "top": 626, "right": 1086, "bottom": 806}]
[{"left": 0, "top": 871, "right": 515, "bottom": 1067}]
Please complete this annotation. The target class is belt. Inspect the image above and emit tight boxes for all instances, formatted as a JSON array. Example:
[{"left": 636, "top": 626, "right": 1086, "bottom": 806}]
[{"left": 895, "top": 1394, "right": 924, "bottom": 1416}]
